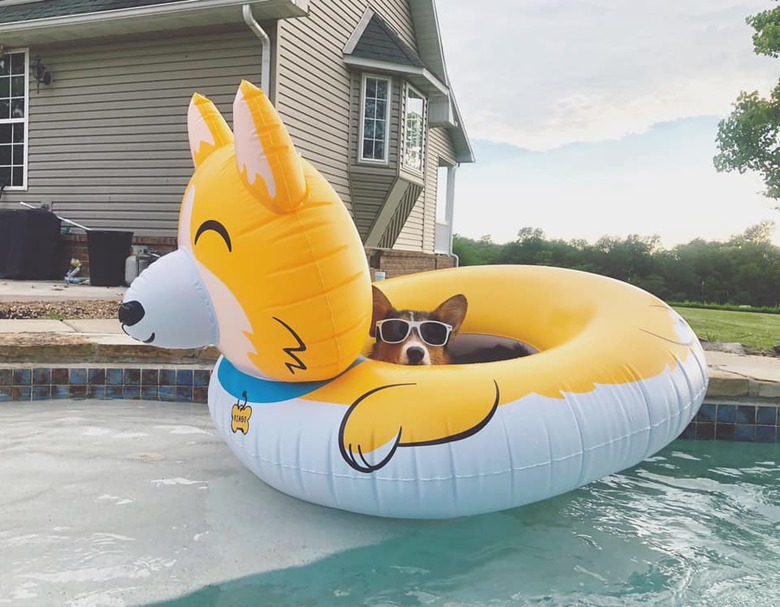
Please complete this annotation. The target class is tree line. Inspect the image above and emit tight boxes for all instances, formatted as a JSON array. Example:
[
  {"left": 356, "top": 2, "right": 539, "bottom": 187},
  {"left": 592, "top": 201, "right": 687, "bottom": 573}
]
[{"left": 453, "top": 222, "right": 780, "bottom": 307}]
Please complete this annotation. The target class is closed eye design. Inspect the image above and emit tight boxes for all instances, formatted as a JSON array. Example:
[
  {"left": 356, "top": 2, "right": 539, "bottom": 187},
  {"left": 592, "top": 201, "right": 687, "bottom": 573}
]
[{"left": 194, "top": 220, "right": 232, "bottom": 252}]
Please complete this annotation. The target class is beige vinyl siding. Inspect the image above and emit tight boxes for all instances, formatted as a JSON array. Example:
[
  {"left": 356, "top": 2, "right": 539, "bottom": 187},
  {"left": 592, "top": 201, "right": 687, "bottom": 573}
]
[
  {"left": 276, "top": 0, "right": 418, "bottom": 219},
  {"left": 274, "top": 0, "right": 363, "bottom": 210},
  {"left": 396, "top": 124, "right": 457, "bottom": 252},
  {"left": 12, "top": 26, "right": 262, "bottom": 235},
  {"left": 377, "top": 180, "right": 423, "bottom": 249}
]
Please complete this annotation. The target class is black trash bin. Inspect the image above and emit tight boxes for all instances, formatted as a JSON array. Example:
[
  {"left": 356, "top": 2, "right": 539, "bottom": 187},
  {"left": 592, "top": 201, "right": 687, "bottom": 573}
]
[
  {"left": 87, "top": 230, "right": 133, "bottom": 287},
  {"left": 0, "top": 208, "right": 62, "bottom": 279}
]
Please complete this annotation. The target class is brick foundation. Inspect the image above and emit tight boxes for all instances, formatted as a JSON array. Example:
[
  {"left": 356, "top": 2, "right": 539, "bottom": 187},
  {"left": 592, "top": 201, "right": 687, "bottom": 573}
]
[
  {"left": 366, "top": 248, "right": 457, "bottom": 280},
  {"left": 56, "top": 234, "right": 455, "bottom": 282}
]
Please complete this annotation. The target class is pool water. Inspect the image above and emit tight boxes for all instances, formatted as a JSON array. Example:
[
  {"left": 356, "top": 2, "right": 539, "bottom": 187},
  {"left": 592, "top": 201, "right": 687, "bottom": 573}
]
[{"left": 156, "top": 440, "right": 780, "bottom": 607}]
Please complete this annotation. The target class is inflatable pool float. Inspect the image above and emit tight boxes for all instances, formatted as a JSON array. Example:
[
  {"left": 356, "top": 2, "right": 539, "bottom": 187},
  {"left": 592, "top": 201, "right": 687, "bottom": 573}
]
[{"left": 121, "top": 81, "right": 708, "bottom": 519}]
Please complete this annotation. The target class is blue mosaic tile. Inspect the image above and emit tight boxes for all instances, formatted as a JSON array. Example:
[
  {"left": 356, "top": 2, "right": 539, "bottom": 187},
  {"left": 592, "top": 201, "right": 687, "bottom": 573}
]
[
  {"left": 12, "top": 386, "right": 31, "bottom": 400},
  {"left": 106, "top": 369, "right": 124, "bottom": 385},
  {"left": 68, "top": 385, "right": 87, "bottom": 399},
  {"left": 696, "top": 403, "right": 716, "bottom": 423},
  {"left": 69, "top": 368, "right": 87, "bottom": 385},
  {"left": 176, "top": 386, "right": 192, "bottom": 402},
  {"left": 32, "top": 368, "right": 51, "bottom": 385},
  {"left": 736, "top": 405, "right": 756, "bottom": 425},
  {"left": 0, "top": 369, "right": 11, "bottom": 386},
  {"left": 159, "top": 370, "right": 176, "bottom": 386},
  {"left": 88, "top": 385, "right": 106, "bottom": 399},
  {"left": 716, "top": 423, "right": 736, "bottom": 440},
  {"left": 695, "top": 422, "right": 715, "bottom": 440},
  {"left": 106, "top": 385, "right": 123, "bottom": 399},
  {"left": 32, "top": 385, "right": 50, "bottom": 400},
  {"left": 51, "top": 368, "right": 69, "bottom": 384},
  {"left": 123, "top": 385, "right": 141, "bottom": 400},
  {"left": 51, "top": 385, "right": 69, "bottom": 400},
  {"left": 124, "top": 369, "right": 140, "bottom": 386},
  {"left": 176, "top": 369, "right": 193, "bottom": 386},
  {"left": 735, "top": 424, "right": 756, "bottom": 442},
  {"left": 194, "top": 370, "right": 210, "bottom": 387},
  {"left": 141, "top": 369, "right": 159, "bottom": 385},
  {"left": 756, "top": 406, "right": 778, "bottom": 426},
  {"left": 12, "top": 369, "right": 31, "bottom": 386},
  {"left": 159, "top": 386, "right": 176, "bottom": 401},
  {"left": 88, "top": 368, "right": 106, "bottom": 385},
  {"left": 142, "top": 385, "right": 159, "bottom": 401},
  {"left": 193, "top": 387, "right": 208, "bottom": 403},
  {"left": 756, "top": 426, "right": 777, "bottom": 443},
  {"left": 716, "top": 405, "right": 737, "bottom": 424}
]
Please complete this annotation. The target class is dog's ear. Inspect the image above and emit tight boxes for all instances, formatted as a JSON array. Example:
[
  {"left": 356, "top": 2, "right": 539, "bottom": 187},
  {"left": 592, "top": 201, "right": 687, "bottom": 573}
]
[
  {"left": 370, "top": 286, "right": 395, "bottom": 337},
  {"left": 433, "top": 294, "right": 468, "bottom": 335}
]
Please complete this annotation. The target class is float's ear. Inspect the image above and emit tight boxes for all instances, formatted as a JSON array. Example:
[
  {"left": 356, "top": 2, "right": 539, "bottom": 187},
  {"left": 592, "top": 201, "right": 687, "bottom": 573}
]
[
  {"left": 233, "top": 80, "right": 307, "bottom": 214},
  {"left": 188, "top": 93, "right": 234, "bottom": 168}
]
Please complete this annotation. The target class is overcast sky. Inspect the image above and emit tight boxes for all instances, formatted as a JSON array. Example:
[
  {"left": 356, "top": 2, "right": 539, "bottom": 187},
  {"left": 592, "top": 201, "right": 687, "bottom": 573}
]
[{"left": 436, "top": 0, "right": 778, "bottom": 247}]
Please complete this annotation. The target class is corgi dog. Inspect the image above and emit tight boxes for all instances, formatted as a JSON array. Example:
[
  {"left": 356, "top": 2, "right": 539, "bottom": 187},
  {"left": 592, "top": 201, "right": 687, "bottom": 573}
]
[{"left": 369, "top": 285, "right": 467, "bottom": 365}]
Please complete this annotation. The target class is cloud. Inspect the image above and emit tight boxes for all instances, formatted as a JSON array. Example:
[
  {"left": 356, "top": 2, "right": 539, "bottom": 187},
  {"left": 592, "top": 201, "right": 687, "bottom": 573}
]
[{"left": 438, "top": 0, "right": 778, "bottom": 150}]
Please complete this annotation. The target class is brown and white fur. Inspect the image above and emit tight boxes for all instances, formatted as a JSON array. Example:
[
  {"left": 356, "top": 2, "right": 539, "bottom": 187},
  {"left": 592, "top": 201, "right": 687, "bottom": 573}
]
[{"left": 369, "top": 285, "right": 468, "bottom": 365}]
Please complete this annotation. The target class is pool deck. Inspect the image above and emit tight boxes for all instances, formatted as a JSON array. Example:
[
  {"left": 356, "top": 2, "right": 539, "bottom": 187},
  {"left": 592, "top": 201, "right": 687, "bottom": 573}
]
[{"left": 1, "top": 280, "right": 779, "bottom": 401}]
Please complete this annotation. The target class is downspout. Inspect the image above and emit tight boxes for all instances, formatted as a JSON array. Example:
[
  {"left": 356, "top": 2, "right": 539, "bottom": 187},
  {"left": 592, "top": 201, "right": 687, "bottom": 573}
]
[
  {"left": 242, "top": 4, "right": 270, "bottom": 94},
  {"left": 446, "top": 164, "right": 459, "bottom": 265}
]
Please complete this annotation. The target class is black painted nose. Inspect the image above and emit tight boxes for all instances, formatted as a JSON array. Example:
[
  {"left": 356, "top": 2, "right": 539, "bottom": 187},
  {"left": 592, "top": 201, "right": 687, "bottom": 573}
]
[
  {"left": 407, "top": 346, "right": 425, "bottom": 365},
  {"left": 119, "top": 300, "right": 145, "bottom": 326}
]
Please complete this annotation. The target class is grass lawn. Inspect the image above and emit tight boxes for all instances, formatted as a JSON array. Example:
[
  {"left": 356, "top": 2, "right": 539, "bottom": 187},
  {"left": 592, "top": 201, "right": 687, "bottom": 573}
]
[{"left": 675, "top": 306, "right": 780, "bottom": 353}]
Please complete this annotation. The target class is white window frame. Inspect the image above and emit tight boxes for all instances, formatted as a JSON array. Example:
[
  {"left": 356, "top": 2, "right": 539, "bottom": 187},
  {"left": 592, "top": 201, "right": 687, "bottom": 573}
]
[
  {"left": 402, "top": 83, "right": 426, "bottom": 174},
  {"left": 0, "top": 48, "right": 29, "bottom": 191},
  {"left": 358, "top": 74, "right": 391, "bottom": 165}
]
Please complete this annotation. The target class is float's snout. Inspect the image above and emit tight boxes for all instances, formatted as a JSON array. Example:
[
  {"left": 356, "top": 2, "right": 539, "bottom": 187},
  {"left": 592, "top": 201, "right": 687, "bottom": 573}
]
[{"left": 121, "top": 249, "right": 218, "bottom": 349}]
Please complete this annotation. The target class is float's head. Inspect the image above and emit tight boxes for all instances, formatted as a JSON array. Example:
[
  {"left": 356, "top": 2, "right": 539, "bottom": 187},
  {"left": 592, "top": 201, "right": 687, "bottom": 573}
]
[{"left": 121, "top": 80, "right": 371, "bottom": 382}]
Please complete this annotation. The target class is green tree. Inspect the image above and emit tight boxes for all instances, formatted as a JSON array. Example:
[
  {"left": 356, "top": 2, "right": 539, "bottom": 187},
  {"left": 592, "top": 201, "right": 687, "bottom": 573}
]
[{"left": 714, "top": 2, "right": 780, "bottom": 198}]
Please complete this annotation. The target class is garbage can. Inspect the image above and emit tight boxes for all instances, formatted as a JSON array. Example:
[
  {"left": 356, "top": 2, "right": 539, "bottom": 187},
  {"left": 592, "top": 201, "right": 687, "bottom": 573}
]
[
  {"left": 87, "top": 230, "right": 133, "bottom": 286},
  {"left": 0, "top": 208, "right": 61, "bottom": 279}
]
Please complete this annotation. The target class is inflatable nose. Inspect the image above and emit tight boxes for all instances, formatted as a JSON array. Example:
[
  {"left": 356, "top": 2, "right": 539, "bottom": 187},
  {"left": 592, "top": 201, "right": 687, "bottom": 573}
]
[{"left": 119, "top": 301, "right": 145, "bottom": 326}]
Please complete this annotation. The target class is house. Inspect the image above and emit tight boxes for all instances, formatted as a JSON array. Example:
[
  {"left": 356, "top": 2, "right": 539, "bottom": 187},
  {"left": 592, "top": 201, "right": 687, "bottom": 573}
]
[{"left": 0, "top": 0, "right": 473, "bottom": 279}]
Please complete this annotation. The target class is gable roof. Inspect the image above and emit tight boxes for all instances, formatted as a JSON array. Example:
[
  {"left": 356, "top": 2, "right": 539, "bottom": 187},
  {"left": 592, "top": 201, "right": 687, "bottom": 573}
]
[
  {"left": 343, "top": 3, "right": 473, "bottom": 163},
  {"left": 350, "top": 11, "right": 426, "bottom": 70},
  {"left": 0, "top": 0, "right": 308, "bottom": 45}
]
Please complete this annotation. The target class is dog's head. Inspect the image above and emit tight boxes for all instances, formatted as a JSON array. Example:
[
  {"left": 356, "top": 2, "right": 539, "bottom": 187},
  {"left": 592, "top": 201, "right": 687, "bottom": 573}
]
[
  {"left": 120, "top": 81, "right": 371, "bottom": 382},
  {"left": 369, "top": 286, "right": 468, "bottom": 365}
]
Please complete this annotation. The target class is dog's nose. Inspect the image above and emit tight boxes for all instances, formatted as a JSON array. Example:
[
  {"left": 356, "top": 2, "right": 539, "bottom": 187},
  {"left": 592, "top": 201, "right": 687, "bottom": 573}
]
[
  {"left": 119, "top": 300, "right": 145, "bottom": 326},
  {"left": 406, "top": 346, "right": 426, "bottom": 365}
]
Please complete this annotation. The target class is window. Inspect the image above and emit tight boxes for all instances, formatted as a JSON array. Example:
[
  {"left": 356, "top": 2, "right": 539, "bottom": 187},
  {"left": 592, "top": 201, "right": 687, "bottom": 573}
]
[
  {"left": 0, "top": 50, "right": 27, "bottom": 189},
  {"left": 402, "top": 85, "right": 425, "bottom": 173},
  {"left": 359, "top": 75, "right": 390, "bottom": 163}
]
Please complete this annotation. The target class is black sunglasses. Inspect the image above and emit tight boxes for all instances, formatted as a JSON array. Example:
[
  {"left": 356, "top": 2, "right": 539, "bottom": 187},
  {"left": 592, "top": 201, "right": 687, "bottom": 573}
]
[{"left": 375, "top": 319, "right": 453, "bottom": 347}]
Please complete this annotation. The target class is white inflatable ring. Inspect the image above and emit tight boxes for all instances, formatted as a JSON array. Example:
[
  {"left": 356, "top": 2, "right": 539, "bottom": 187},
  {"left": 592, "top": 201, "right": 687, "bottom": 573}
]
[{"left": 206, "top": 265, "right": 708, "bottom": 519}]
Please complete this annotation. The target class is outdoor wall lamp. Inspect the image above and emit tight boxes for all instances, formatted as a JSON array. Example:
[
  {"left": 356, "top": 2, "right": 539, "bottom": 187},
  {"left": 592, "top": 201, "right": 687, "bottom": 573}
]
[{"left": 30, "top": 56, "right": 52, "bottom": 93}]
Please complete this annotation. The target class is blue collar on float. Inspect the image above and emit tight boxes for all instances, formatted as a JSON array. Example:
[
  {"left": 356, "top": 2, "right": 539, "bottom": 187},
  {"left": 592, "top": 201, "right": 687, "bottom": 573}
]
[{"left": 216, "top": 356, "right": 365, "bottom": 404}]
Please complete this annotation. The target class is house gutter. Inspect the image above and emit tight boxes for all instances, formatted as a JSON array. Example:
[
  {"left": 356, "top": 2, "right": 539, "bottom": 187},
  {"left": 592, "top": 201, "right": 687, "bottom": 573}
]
[{"left": 242, "top": 4, "right": 270, "bottom": 93}]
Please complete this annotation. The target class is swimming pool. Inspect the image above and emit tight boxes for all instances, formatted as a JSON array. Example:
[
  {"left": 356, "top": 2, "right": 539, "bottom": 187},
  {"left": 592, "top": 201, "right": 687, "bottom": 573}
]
[{"left": 2, "top": 401, "right": 778, "bottom": 606}]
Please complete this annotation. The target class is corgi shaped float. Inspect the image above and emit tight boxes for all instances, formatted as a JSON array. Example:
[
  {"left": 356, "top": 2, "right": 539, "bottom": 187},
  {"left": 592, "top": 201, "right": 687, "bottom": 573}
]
[{"left": 121, "top": 81, "right": 708, "bottom": 519}]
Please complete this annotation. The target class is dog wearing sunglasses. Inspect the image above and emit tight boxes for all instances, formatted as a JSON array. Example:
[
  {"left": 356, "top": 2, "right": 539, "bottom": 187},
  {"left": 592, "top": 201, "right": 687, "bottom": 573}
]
[{"left": 370, "top": 285, "right": 468, "bottom": 365}]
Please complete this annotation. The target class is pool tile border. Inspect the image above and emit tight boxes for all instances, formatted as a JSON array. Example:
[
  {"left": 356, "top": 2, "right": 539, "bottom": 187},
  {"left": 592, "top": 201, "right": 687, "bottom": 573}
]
[
  {"left": 0, "top": 365, "right": 211, "bottom": 404},
  {"left": 679, "top": 402, "right": 779, "bottom": 443},
  {"left": 1, "top": 365, "right": 779, "bottom": 443}
]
